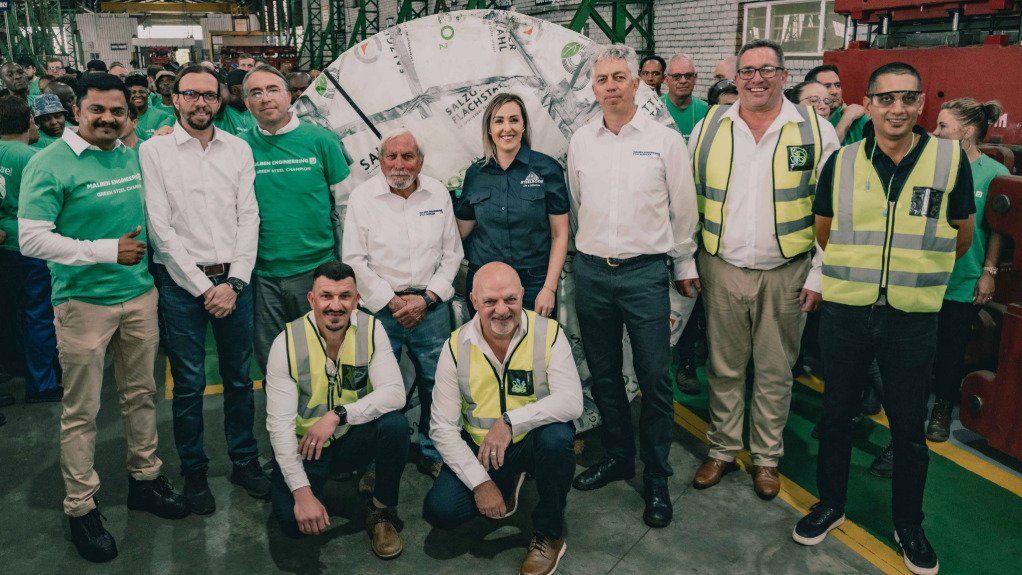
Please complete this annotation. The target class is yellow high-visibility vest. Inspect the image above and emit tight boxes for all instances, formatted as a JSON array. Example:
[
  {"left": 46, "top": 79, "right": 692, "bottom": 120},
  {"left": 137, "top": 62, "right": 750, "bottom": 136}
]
[
  {"left": 451, "top": 310, "right": 557, "bottom": 446},
  {"left": 821, "top": 136, "right": 962, "bottom": 312},
  {"left": 693, "top": 103, "right": 823, "bottom": 258},
  {"left": 285, "top": 310, "right": 375, "bottom": 446}
]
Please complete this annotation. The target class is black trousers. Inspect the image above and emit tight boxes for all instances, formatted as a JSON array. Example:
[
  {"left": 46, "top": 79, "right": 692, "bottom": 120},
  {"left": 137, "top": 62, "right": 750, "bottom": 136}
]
[{"left": 931, "top": 299, "right": 981, "bottom": 404}]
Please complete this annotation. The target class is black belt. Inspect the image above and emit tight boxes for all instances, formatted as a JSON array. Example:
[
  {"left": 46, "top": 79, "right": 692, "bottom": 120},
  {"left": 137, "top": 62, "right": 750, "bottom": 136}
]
[
  {"left": 197, "top": 263, "right": 230, "bottom": 277},
  {"left": 577, "top": 252, "right": 666, "bottom": 268},
  {"left": 394, "top": 288, "right": 426, "bottom": 296}
]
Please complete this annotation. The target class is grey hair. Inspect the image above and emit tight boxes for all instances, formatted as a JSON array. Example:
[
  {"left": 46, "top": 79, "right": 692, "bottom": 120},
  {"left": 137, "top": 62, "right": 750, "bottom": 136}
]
[
  {"left": 242, "top": 64, "right": 290, "bottom": 98},
  {"left": 378, "top": 127, "right": 424, "bottom": 158},
  {"left": 666, "top": 53, "right": 695, "bottom": 70},
  {"left": 737, "top": 39, "right": 785, "bottom": 70},
  {"left": 591, "top": 44, "right": 639, "bottom": 79}
]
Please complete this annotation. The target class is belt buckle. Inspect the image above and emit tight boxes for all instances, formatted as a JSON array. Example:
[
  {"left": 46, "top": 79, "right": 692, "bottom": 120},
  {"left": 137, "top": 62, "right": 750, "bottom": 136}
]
[{"left": 605, "top": 257, "right": 620, "bottom": 267}]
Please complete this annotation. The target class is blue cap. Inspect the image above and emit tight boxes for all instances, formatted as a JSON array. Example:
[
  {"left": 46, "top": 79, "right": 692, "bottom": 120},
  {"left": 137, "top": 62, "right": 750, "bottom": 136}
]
[{"left": 32, "top": 93, "right": 66, "bottom": 118}]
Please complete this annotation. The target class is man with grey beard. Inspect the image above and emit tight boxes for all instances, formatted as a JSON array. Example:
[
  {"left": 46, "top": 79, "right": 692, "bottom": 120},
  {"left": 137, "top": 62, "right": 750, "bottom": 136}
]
[{"left": 342, "top": 128, "right": 463, "bottom": 479}]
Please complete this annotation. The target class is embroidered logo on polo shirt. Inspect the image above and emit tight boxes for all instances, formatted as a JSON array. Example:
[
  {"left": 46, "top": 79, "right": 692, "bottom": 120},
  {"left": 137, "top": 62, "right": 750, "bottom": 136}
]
[
  {"left": 418, "top": 208, "right": 443, "bottom": 216},
  {"left": 521, "top": 172, "right": 544, "bottom": 187},
  {"left": 633, "top": 150, "right": 660, "bottom": 158},
  {"left": 787, "top": 144, "right": 815, "bottom": 171}
]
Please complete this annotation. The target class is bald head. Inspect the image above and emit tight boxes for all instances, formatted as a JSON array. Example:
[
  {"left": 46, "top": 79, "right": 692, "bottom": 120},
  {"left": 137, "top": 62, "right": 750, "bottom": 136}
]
[
  {"left": 714, "top": 55, "right": 737, "bottom": 81},
  {"left": 471, "top": 262, "right": 524, "bottom": 340}
]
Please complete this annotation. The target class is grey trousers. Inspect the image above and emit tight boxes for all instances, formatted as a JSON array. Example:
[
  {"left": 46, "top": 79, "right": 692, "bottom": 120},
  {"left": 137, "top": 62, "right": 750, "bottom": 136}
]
[{"left": 252, "top": 270, "right": 315, "bottom": 375}]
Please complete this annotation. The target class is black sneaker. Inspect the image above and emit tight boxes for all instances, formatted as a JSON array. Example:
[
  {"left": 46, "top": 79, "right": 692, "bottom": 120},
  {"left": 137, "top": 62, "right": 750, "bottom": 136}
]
[
  {"left": 792, "top": 503, "right": 845, "bottom": 545},
  {"left": 925, "top": 400, "right": 952, "bottom": 443},
  {"left": 231, "top": 459, "right": 271, "bottom": 499},
  {"left": 68, "top": 507, "right": 118, "bottom": 563},
  {"left": 895, "top": 525, "right": 939, "bottom": 575},
  {"left": 869, "top": 443, "right": 894, "bottom": 478},
  {"left": 675, "top": 359, "right": 701, "bottom": 396},
  {"left": 184, "top": 473, "right": 216, "bottom": 515},
  {"left": 126, "top": 475, "right": 189, "bottom": 519}
]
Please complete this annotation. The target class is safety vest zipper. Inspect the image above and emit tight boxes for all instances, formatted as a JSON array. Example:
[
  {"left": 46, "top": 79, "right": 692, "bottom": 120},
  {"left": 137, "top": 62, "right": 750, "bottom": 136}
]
[{"left": 879, "top": 172, "right": 898, "bottom": 290}]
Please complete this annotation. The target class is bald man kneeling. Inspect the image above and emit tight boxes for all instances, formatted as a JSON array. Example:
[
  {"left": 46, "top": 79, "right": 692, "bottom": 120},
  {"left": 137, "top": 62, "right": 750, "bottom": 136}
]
[{"left": 423, "top": 262, "right": 583, "bottom": 575}]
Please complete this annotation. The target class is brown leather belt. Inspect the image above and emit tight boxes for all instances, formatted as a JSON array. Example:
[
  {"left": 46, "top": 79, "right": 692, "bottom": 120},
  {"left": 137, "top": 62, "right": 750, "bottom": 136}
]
[{"left": 197, "top": 263, "right": 230, "bottom": 277}]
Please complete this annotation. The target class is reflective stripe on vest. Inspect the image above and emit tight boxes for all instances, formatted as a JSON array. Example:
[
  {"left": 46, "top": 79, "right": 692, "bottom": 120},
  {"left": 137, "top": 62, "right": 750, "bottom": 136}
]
[
  {"left": 693, "top": 103, "right": 822, "bottom": 258},
  {"left": 821, "top": 136, "right": 961, "bottom": 312},
  {"left": 286, "top": 310, "right": 374, "bottom": 446},
  {"left": 452, "top": 310, "right": 556, "bottom": 446}
]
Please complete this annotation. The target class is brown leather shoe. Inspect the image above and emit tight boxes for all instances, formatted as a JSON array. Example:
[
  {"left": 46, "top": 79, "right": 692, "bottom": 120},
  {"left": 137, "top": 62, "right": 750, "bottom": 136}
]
[
  {"left": 520, "top": 534, "right": 567, "bottom": 575},
  {"left": 752, "top": 465, "right": 780, "bottom": 500},
  {"left": 366, "top": 505, "right": 403, "bottom": 559},
  {"left": 692, "top": 458, "right": 734, "bottom": 489}
]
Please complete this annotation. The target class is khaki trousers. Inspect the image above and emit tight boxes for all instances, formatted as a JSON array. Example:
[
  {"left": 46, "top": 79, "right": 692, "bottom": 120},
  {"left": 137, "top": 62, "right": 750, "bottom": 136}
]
[
  {"left": 699, "top": 251, "right": 809, "bottom": 467},
  {"left": 54, "top": 287, "right": 163, "bottom": 517}
]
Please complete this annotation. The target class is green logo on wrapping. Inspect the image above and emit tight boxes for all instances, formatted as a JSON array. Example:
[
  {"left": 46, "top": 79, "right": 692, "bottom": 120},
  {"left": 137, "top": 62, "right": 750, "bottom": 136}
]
[
  {"left": 441, "top": 25, "right": 455, "bottom": 40},
  {"left": 561, "top": 41, "right": 581, "bottom": 60},
  {"left": 315, "top": 74, "right": 328, "bottom": 97}
]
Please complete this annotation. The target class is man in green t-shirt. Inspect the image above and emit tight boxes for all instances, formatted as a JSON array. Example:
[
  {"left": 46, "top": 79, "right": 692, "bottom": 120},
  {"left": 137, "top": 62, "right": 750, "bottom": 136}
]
[
  {"left": 18, "top": 73, "right": 188, "bottom": 564},
  {"left": 125, "top": 74, "right": 174, "bottom": 142},
  {"left": 152, "top": 70, "right": 177, "bottom": 114},
  {"left": 0, "top": 95, "right": 63, "bottom": 407},
  {"left": 30, "top": 93, "right": 67, "bottom": 150},
  {"left": 239, "top": 64, "right": 350, "bottom": 373},
  {"left": 660, "top": 53, "right": 709, "bottom": 142},
  {"left": 805, "top": 64, "right": 870, "bottom": 144},
  {"left": 214, "top": 69, "right": 255, "bottom": 136},
  {"left": 0, "top": 62, "right": 30, "bottom": 102},
  {"left": 17, "top": 56, "right": 40, "bottom": 103}
]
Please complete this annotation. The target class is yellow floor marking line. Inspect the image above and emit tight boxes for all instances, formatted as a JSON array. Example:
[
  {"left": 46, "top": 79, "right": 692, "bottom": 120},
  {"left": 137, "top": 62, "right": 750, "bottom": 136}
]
[
  {"left": 795, "top": 375, "right": 1022, "bottom": 499},
  {"left": 164, "top": 359, "right": 263, "bottom": 401},
  {"left": 674, "top": 402, "right": 910, "bottom": 575}
]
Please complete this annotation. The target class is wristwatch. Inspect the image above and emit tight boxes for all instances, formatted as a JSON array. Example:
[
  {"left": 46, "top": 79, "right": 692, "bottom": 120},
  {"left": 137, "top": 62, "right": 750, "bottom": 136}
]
[
  {"left": 421, "top": 292, "right": 438, "bottom": 310},
  {"left": 333, "top": 405, "right": 347, "bottom": 426},
  {"left": 226, "top": 277, "right": 247, "bottom": 294},
  {"left": 502, "top": 412, "right": 512, "bottom": 433}
]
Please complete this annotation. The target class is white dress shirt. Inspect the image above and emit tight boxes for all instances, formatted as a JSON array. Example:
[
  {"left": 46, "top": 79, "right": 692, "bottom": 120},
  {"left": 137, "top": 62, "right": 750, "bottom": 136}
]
[
  {"left": 567, "top": 111, "right": 700, "bottom": 280},
  {"left": 688, "top": 100, "right": 840, "bottom": 291},
  {"left": 140, "top": 123, "right": 259, "bottom": 296},
  {"left": 264, "top": 311, "right": 406, "bottom": 492},
  {"left": 430, "top": 312, "right": 583, "bottom": 490},
  {"left": 19, "top": 130, "right": 125, "bottom": 264},
  {"left": 342, "top": 172, "right": 463, "bottom": 313}
]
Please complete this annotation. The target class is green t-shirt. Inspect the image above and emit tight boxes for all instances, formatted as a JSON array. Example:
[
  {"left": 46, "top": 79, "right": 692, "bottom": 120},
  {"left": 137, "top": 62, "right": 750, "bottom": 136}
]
[
  {"left": 661, "top": 95, "right": 709, "bottom": 141},
  {"left": 945, "top": 154, "right": 1011, "bottom": 303},
  {"left": 19, "top": 141, "right": 153, "bottom": 306},
  {"left": 28, "top": 77, "right": 41, "bottom": 103},
  {"left": 135, "top": 106, "right": 176, "bottom": 142},
  {"left": 829, "top": 105, "right": 871, "bottom": 145},
  {"left": 31, "top": 131, "right": 59, "bottom": 150},
  {"left": 0, "top": 140, "right": 38, "bottom": 250},
  {"left": 151, "top": 98, "right": 176, "bottom": 115},
  {"left": 214, "top": 106, "right": 255, "bottom": 136},
  {"left": 240, "top": 120, "right": 349, "bottom": 277}
]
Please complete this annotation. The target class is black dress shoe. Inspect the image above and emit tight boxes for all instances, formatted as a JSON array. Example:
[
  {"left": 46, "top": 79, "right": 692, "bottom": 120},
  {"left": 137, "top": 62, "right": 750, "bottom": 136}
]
[
  {"left": 68, "top": 507, "right": 118, "bottom": 563},
  {"left": 572, "top": 457, "right": 635, "bottom": 491},
  {"left": 184, "top": 473, "right": 216, "bottom": 515},
  {"left": 869, "top": 443, "right": 894, "bottom": 479},
  {"left": 231, "top": 459, "right": 272, "bottom": 499},
  {"left": 127, "top": 475, "right": 190, "bottom": 519},
  {"left": 642, "top": 483, "right": 673, "bottom": 528}
]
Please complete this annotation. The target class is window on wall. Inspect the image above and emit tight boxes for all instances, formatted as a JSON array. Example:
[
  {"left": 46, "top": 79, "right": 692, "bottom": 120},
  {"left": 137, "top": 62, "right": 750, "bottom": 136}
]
[{"left": 743, "top": 0, "right": 847, "bottom": 57}]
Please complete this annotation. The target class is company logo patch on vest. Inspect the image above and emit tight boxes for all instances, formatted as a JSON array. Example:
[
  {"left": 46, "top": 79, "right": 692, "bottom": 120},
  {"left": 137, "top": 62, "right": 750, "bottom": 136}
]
[
  {"left": 508, "top": 370, "right": 534, "bottom": 396},
  {"left": 787, "top": 144, "right": 815, "bottom": 171},
  {"left": 521, "top": 172, "right": 544, "bottom": 187}
]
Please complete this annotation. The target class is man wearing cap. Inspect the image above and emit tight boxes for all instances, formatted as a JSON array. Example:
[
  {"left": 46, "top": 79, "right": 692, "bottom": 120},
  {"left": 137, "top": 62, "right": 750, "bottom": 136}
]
[
  {"left": 85, "top": 60, "right": 108, "bottom": 74},
  {"left": 125, "top": 74, "right": 174, "bottom": 142},
  {"left": 31, "top": 94, "right": 68, "bottom": 150},
  {"left": 153, "top": 70, "right": 177, "bottom": 114},
  {"left": 0, "top": 62, "right": 30, "bottom": 102},
  {"left": 215, "top": 69, "right": 255, "bottom": 136}
]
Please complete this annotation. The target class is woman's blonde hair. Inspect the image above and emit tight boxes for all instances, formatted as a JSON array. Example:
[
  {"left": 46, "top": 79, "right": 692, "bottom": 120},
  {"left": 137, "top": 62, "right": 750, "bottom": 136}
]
[{"left": 941, "top": 97, "right": 1003, "bottom": 143}]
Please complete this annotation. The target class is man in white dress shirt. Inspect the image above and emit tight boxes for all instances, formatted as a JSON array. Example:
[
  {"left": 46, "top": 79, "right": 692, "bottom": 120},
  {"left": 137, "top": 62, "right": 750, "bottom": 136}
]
[
  {"left": 140, "top": 64, "right": 268, "bottom": 515},
  {"left": 686, "top": 39, "right": 838, "bottom": 499},
  {"left": 566, "top": 44, "right": 699, "bottom": 529},
  {"left": 342, "top": 128, "right": 463, "bottom": 479},
  {"left": 423, "top": 262, "right": 582, "bottom": 575}
]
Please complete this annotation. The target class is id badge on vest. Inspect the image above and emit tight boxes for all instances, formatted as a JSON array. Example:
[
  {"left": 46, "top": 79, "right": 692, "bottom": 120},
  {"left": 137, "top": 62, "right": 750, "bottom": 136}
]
[
  {"left": 787, "top": 144, "right": 816, "bottom": 172},
  {"left": 506, "top": 370, "right": 534, "bottom": 396},
  {"left": 341, "top": 364, "right": 369, "bottom": 391},
  {"left": 909, "top": 187, "right": 944, "bottom": 218}
]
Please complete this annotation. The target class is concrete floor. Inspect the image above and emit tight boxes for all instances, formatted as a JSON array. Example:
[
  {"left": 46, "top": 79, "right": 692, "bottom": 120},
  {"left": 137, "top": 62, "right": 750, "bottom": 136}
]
[{"left": 0, "top": 358, "right": 880, "bottom": 575}]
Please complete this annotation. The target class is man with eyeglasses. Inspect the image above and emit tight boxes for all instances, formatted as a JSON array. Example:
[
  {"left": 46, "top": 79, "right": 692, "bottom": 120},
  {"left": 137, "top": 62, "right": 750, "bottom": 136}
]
[
  {"left": 639, "top": 55, "right": 666, "bottom": 95},
  {"left": 795, "top": 62, "right": 974, "bottom": 575},
  {"left": 45, "top": 58, "right": 65, "bottom": 77},
  {"left": 288, "top": 71, "right": 312, "bottom": 104},
  {"left": 139, "top": 64, "right": 268, "bottom": 515},
  {"left": 124, "top": 74, "right": 174, "bottom": 142},
  {"left": 239, "top": 64, "right": 350, "bottom": 376},
  {"left": 661, "top": 53, "right": 708, "bottom": 142},
  {"left": 805, "top": 64, "right": 870, "bottom": 144},
  {"left": 687, "top": 39, "right": 839, "bottom": 501}
]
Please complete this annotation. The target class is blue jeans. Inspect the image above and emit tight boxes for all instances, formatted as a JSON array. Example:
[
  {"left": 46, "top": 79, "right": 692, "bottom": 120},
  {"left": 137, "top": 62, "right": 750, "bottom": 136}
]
[
  {"left": 375, "top": 301, "right": 450, "bottom": 463},
  {"left": 0, "top": 250, "right": 60, "bottom": 395},
  {"left": 465, "top": 263, "right": 554, "bottom": 318},
  {"left": 154, "top": 265, "right": 259, "bottom": 476}
]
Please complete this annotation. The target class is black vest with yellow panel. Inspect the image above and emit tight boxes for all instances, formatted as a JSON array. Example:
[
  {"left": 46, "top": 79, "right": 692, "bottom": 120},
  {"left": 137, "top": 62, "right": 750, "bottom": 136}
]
[
  {"left": 821, "top": 136, "right": 962, "bottom": 313},
  {"left": 285, "top": 310, "right": 375, "bottom": 447},
  {"left": 693, "top": 103, "right": 823, "bottom": 258},
  {"left": 451, "top": 310, "right": 558, "bottom": 446}
]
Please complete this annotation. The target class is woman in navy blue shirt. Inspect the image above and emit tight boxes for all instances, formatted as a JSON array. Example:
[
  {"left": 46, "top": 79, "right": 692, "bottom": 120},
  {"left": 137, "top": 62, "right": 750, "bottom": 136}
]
[{"left": 455, "top": 92, "right": 569, "bottom": 317}]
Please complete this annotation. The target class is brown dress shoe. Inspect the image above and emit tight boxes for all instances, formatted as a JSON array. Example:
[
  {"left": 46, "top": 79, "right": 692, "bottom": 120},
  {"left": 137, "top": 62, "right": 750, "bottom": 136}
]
[
  {"left": 692, "top": 458, "right": 733, "bottom": 489},
  {"left": 752, "top": 465, "right": 780, "bottom": 500},
  {"left": 366, "top": 505, "right": 403, "bottom": 559},
  {"left": 520, "top": 535, "right": 567, "bottom": 575}
]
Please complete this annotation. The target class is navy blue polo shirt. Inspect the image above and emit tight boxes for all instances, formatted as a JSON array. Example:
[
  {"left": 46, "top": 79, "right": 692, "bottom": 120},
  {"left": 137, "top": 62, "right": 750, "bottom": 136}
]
[{"left": 455, "top": 145, "right": 569, "bottom": 270}]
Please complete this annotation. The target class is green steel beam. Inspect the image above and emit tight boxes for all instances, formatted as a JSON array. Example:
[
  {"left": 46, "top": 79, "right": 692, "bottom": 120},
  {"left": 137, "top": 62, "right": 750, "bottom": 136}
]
[
  {"left": 1, "top": 0, "right": 83, "bottom": 69},
  {"left": 569, "top": 0, "right": 655, "bottom": 57},
  {"left": 348, "top": 0, "right": 380, "bottom": 47},
  {"left": 297, "top": 0, "right": 345, "bottom": 69},
  {"left": 397, "top": 0, "right": 428, "bottom": 24}
]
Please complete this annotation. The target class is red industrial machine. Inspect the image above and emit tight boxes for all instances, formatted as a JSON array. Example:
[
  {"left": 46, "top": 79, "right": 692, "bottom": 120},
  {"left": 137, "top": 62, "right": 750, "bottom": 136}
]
[{"left": 825, "top": 0, "right": 1022, "bottom": 459}]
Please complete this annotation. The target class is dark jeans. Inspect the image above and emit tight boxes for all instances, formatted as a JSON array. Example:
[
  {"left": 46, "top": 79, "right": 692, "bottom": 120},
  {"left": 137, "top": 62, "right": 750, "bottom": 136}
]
[
  {"left": 0, "top": 250, "right": 60, "bottom": 394},
  {"left": 154, "top": 265, "right": 258, "bottom": 476},
  {"left": 422, "top": 422, "right": 575, "bottom": 539},
  {"left": 375, "top": 302, "right": 450, "bottom": 463},
  {"left": 817, "top": 301, "right": 937, "bottom": 528},
  {"left": 574, "top": 253, "right": 673, "bottom": 482},
  {"left": 932, "top": 299, "right": 981, "bottom": 404},
  {"left": 465, "top": 262, "right": 554, "bottom": 318},
  {"left": 252, "top": 270, "right": 315, "bottom": 375},
  {"left": 270, "top": 411, "right": 409, "bottom": 538}
]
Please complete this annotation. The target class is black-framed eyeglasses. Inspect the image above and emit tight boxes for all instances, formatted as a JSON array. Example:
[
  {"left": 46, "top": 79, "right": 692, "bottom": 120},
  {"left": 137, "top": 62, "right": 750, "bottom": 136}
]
[
  {"left": 667, "top": 72, "right": 697, "bottom": 81},
  {"left": 866, "top": 90, "right": 922, "bottom": 107},
  {"left": 176, "top": 90, "right": 220, "bottom": 103},
  {"left": 736, "top": 65, "right": 785, "bottom": 80}
]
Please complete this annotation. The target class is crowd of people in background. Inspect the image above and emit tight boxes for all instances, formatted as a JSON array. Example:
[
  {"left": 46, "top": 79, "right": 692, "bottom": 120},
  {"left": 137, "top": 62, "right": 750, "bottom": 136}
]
[{"left": 0, "top": 35, "right": 1009, "bottom": 575}]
